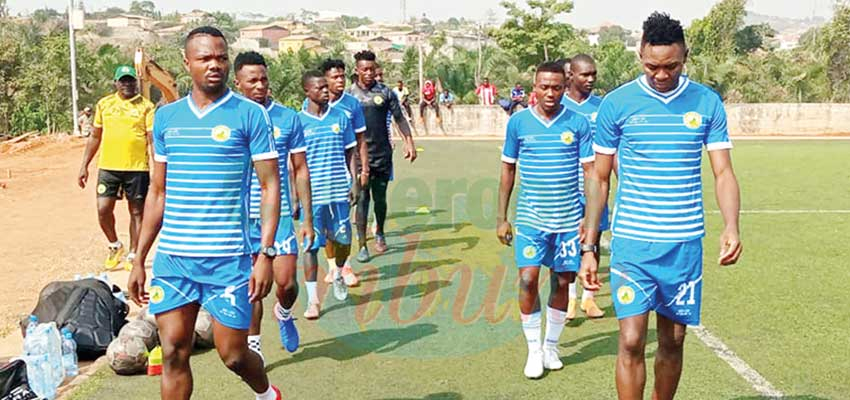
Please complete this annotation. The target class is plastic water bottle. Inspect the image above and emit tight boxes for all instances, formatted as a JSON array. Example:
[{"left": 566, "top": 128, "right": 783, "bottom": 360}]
[
  {"left": 38, "top": 354, "right": 57, "bottom": 400},
  {"left": 61, "top": 329, "right": 78, "bottom": 378},
  {"left": 23, "top": 315, "right": 39, "bottom": 355}
]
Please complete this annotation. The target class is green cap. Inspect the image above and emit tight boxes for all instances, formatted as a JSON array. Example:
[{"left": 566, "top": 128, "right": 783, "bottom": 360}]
[{"left": 113, "top": 65, "right": 137, "bottom": 80}]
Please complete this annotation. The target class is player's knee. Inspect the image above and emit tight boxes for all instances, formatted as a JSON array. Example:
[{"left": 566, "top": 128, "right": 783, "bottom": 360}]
[
  {"left": 619, "top": 329, "right": 646, "bottom": 357},
  {"left": 659, "top": 329, "right": 686, "bottom": 353},
  {"left": 219, "top": 349, "right": 249, "bottom": 373},
  {"left": 519, "top": 271, "right": 538, "bottom": 292},
  {"left": 160, "top": 336, "right": 192, "bottom": 367},
  {"left": 96, "top": 203, "right": 113, "bottom": 218}
]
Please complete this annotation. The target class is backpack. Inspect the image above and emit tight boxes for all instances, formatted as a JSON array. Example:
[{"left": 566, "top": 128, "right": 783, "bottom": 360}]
[
  {"left": 0, "top": 360, "right": 37, "bottom": 400},
  {"left": 22, "top": 279, "right": 128, "bottom": 359}
]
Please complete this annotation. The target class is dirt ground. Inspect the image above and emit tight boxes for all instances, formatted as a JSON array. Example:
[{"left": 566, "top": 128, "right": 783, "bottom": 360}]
[{"left": 0, "top": 136, "right": 134, "bottom": 338}]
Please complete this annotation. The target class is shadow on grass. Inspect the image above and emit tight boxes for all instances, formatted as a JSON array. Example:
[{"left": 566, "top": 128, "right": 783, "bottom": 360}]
[
  {"left": 729, "top": 397, "right": 830, "bottom": 400},
  {"left": 359, "top": 258, "right": 462, "bottom": 283},
  {"left": 322, "top": 280, "right": 452, "bottom": 315},
  {"left": 373, "top": 393, "right": 463, "bottom": 400},
  {"left": 382, "top": 236, "right": 480, "bottom": 255},
  {"left": 386, "top": 222, "right": 472, "bottom": 238},
  {"left": 386, "top": 209, "right": 447, "bottom": 221},
  {"left": 265, "top": 323, "right": 439, "bottom": 370},
  {"left": 560, "top": 329, "right": 658, "bottom": 366}
]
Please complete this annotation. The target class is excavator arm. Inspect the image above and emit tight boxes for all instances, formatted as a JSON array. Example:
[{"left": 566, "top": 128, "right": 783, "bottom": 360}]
[{"left": 134, "top": 48, "right": 179, "bottom": 104}]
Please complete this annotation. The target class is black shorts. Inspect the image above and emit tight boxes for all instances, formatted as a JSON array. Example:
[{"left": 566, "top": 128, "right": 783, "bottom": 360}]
[{"left": 97, "top": 169, "right": 149, "bottom": 201}]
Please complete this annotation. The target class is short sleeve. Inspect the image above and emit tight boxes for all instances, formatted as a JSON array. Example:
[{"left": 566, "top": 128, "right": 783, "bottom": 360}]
[
  {"left": 288, "top": 114, "right": 307, "bottom": 154},
  {"left": 249, "top": 106, "right": 278, "bottom": 161},
  {"left": 342, "top": 116, "right": 357, "bottom": 150},
  {"left": 93, "top": 100, "right": 104, "bottom": 128},
  {"left": 351, "top": 101, "right": 367, "bottom": 133},
  {"left": 152, "top": 109, "right": 167, "bottom": 162},
  {"left": 705, "top": 94, "right": 733, "bottom": 151},
  {"left": 501, "top": 116, "right": 520, "bottom": 164},
  {"left": 594, "top": 98, "right": 621, "bottom": 155},
  {"left": 577, "top": 117, "right": 595, "bottom": 164}
]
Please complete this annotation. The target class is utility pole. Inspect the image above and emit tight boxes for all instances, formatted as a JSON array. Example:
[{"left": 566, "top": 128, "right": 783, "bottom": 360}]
[
  {"left": 67, "top": 0, "right": 81, "bottom": 136},
  {"left": 401, "top": 0, "right": 407, "bottom": 23}
]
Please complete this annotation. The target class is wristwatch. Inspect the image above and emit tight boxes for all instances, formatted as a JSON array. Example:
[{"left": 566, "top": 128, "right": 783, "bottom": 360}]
[
  {"left": 580, "top": 243, "right": 598, "bottom": 254},
  {"left": 259, "top": 246, "right": 278, "bottom": 258}
]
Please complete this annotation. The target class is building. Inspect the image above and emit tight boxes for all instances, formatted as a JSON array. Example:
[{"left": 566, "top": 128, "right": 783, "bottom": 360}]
[
  {"left": 155, "top": 24, "right": 186, "bottom": 38},
  {"left": 239, "top": 23, "right": 292, "bottom": 50},
  {"left": 345, "top": 41, "right": 369, "bottom": 53},
  {"left": 385, "top": 30, "right": 422, "bottom": 47},
  {"left": 179, "top": 10, "right": 208, "bottom": 25},
  {"left": 106, "top": 14, "right": 153, "bottom": 30},
  {"left": 278, "top": 35, "right": 322, "bottom": 53},
  {"left": 368, "top": 36, "right": 394, "bottom": 52}
]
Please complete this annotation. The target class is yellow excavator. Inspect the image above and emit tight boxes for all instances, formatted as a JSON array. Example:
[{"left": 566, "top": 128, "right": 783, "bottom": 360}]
[{"left": 134, "top": 48, "right": 179, "bottom": 104}]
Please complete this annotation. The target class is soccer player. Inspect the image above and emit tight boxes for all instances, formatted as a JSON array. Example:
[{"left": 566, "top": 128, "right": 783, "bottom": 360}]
[
  {"left": 299, "top": 70, "right": 360, "bottom": 319},
  {"left": 78, "top": 65, "right": 155, "bottom": 271},
  {"left": 348, "top": 50, "right": 417, "bottom": 262},
  {"left": 128, "top": 27, "right": 282, "bottom": 400},
  {"left": 315, "top": 59, "right": 369, "bottom": 287},
  {"left": 579, "top": 13, "right": 742, "bottom": 399},
  {"left": 560, "top": 53, "right": 606, "bottom": 320},
  {"left": 496, "top": 61, "right": 594, "bottom": 379},
  {"left": 234, "top": 51, "right": 314, "bottom": 356}
]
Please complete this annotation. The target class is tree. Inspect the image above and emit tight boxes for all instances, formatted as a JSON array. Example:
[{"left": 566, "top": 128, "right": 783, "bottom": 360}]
[
  {"left": 0, "top": 0, "right": 8, "bottom": 19},
  {"left": 488, "top": 0, "right": 577, "bottom": 66},
  {"left": 687, "top": 0, "right": 746, "bottom": 60},
  {"left": 592, "top": 41, "right": 640, "bottom": 93},
  {"left": 340, "top": 15, "right": 371, "bottom": 29},
  {"left": 598, "top": 25, "right": 630, "bottom": 45},
  {"left": 817, "top": 3, "right": 850, "bottom": 101},
  {"left": 129, "top": 0, "right": 157, "bottom": 18},
  {"left": 734, "top": 23, "right": 775, "bottom": 54},
  {"left": 32, "top": 8, "right": 61, "bottom": 24}
]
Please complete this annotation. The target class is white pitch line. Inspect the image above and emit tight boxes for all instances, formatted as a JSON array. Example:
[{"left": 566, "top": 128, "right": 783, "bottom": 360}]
[
  {"left": 690, "top": 325, "right": 785, "bottom": 398},
  {"left": 707, "top": 209, "right": 850, "bottom": 214}
]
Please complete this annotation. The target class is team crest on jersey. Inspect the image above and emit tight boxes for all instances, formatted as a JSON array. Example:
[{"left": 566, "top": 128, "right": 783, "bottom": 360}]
[
  {"left": 617, "top": 286, "right": 635, "bottom": 305},
  {"left": 149, "top": 286, "right": 165, "bottom": 304},
  {"left": 522, "top": 245, "right": 537, "bottom": 259},
  {"left": 211, "top": 125, "right": 232, "bottom": 142},
  {"left": 273, "top": 126, "right": 281, "bottom": 139},
  {"left": 560, "top": 131, "right": 575, "bottom": 145},
  {"left": 331, "top": 124, "right": 341, "bottom": 134},
  {"left": 590, "top": 112, "right": 598, "bottom": 123},
  {"left": 373, "top": 96, "right": 384, "bottom": 105},
  {"left": 683, "top": 112, "right": 703, "bottom": 129}
]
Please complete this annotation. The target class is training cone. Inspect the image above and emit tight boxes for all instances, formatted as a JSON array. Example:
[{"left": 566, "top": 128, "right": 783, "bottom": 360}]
[
  {"left": 415, "top": 206, "right": 431, "bottom": 215},
  {"left": 416, "top": 147, "right": 425, "bottom": 152},
  {"left": 147, "top": 345, "right": 163, "bottom": 376}
]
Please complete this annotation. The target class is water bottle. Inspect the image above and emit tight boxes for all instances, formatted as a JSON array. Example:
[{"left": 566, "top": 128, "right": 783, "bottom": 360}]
[
  {"left": 23, "top": 315, "right": 38, "bottom": 355},
  {"left": 39, "top": 354, "right": 57, "bottom": 400},
  {"left": 61, "top": 329, "right": 78, "bottom": 378}
]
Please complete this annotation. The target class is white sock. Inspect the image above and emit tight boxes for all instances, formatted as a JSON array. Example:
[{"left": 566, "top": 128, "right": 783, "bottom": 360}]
[
  {"left": 327, "top": 257, "right": 336, "bottom": 270},
  {"left": 247, "top": 335, "right": 261, "bottom": 346},
  {"left": 568, "top": 282, "right": 577, "bottom": 299},
  {"left": 255, "top": 385, "right": 277, "bottom": 400},
  {"left": 274, "top": 303, "right": 292, "bottom": 321},
  {"left": 126, "top": 252, "right": 136, "bottom": 261},
  {"left": 544, "top": 307, "right": 567, "bottom": 349},
  {"left": 520, "top": 311, "right": 542, "bottom": 352},
  {"left": 109, "top": 240, "right": 122, "bottom": 249},
  {"left": 305, "top": 281, "right": 318, "bottom": 304},
  {"left": 582, "top": 288, "right": 595, "bottom": 302}
]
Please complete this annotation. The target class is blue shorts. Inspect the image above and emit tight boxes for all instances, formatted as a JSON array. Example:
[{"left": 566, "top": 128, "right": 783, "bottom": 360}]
[
  {"left": 308, "top": 201, "right": 352, "bottom": 251},
  {"left": 248, "top": 217, "right": 298, "bottom": 255},
  {"left": 579, "top": 197, "right": 610, "bottom": 232},
  {"left": 514, "top": 225, "right": 580, "bottom": 273},
  {"left": 150, "top": 252, "right": 253, "bottom": 330},
  {"left": 609, "top": 237, "right": 703, "bottom": 326}
]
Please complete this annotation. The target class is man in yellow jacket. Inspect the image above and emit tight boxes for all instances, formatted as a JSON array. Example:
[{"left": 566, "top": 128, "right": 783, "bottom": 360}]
[{"left": 78, "top": 65, "right": 155, "bottom": 270}]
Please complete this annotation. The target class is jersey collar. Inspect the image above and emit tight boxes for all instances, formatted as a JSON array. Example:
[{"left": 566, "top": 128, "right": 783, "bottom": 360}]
[
  {"left": 301, "top": 105, "right": 330, "bottom": 121},
  {"left": 528, "top": 105, "right": 567, "bottom": 129},
  {"left": 562, "top": 93, "right": 593, "bottom": 107},
  {"left": 329, "top": 92, "right": 346, "bottom": 108},
  {"left": 637, "top": 75, "right": 689, "bottom": 104},
  {"left": 187, "top": 89, "right": 233, "bottom": 119}
]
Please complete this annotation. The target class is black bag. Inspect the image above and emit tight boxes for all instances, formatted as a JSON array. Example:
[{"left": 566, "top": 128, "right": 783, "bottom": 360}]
[
  {"left": 22, "top": 279, "right": 128, "bottom": 358},
  {"left": 0, "top": 360, "right": 37, "bottom": 400}
]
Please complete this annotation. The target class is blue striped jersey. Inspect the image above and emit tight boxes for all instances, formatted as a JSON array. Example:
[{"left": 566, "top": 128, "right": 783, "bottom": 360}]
[
  {"left": 152, "top": 90, "right": 277, "bottom": 257},
  {"left": 501, "top": 107, "right": 594, "bottom": 233},
  {"left": 248, "top": 101, "right": 306, "bottom": 219},
  {"left": 298, "top": 106, "right": 357, "bottom": 205},
  {"left": 302, "top": 92, "right": 367, "bottom": 134},
  {"left": 561, "top": 94, "right": 603, "bottom": 194},
  {"left": 594, "top": 75, "right": 732, "bottom": 243}
]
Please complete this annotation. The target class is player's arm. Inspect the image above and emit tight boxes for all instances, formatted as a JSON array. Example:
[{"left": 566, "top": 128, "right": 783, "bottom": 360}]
[
  {"left": 388, "top": 87, "right": 417, "bottom": 162},
  {"left": 77, "top": 115, "right": 103, "bottom": 188},
  {"left": 497, "top": 161, "right": 516, "bottom": 246},
  {"left": 291, "top": 151, "right": 313, "bottom": 248},
  {"left": 357, "top": 131, "right": 369, "bottom": 186},
  {"left": 253, "top": 158, "right": 280, "bottom": 301},
  {"left": 128, "top": 158, "right": 165, "bottom": 306},
  {"left": 709, "top": 149, "right": 742, "bottom": 265}
]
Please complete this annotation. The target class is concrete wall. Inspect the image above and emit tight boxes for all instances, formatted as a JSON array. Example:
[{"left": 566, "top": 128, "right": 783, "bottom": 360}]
[{"left": 410, "top": 104, "right": 850, "bottom": 137}]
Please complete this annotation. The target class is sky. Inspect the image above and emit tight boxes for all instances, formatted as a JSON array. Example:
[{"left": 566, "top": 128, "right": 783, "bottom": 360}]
[{"left": 7, "top": 0, "right": 835, "bottom": 30}]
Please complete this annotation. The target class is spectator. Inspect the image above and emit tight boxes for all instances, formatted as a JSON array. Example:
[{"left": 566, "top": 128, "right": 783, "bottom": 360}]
[
  {"left": 419, "top": 79, "right": 441, "bottom": 123},
  {"left": 77, "top": 106, "right": 93, "bottom": 137},
  {"left": 393, "top": 80, "right": 414, "bottom": 123},
  {"left": 509, "top": 83, "right": 526, "bottom": 115},
  {"left": 527, "top": 91, "right": 538, "bottom": 107},
  {"left": 475, "top": 77, "right": 497, "bottom": 105},
  {"left": 439, "top": 88, "right": 455, "bottom": 110}
]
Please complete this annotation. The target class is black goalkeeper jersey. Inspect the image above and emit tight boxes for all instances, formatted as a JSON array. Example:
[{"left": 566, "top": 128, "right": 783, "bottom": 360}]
[{"left": 347, "top": 82, "right": 405, "bottom": 178}]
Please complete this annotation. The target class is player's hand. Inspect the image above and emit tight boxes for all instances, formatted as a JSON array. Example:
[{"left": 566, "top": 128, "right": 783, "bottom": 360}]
[
  {"left": 578, "top": 252, "right": 601, "bottom": 291},
  {"left": 249, "top": 255, "right": 273, "bottom": 302},
  {"left": 299, "top": 219, "right": 315, "bottom": 254},
  {"left": 718, "top": 227, "right": 743, "bottom": 266},
  {"left": 496, "top": 220, "right": 513, "bottom": 246},
  {"left": 349, "top": 180, "right": 360, "bottom": 206},
  {"left": 359, "top": 170, "right": 370, "bottom": 188},
  {"left": 403, "top": 140, "right": 417, "bottom": 163},
  {"left": 291, "top": 202, "right": 301, "bottom": 220},
  {"left": 77, "top": 166, "right": 88, "bottom": 189},
  {"left": 128, "top": 261, "right": 148, "bottom": 306}
]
